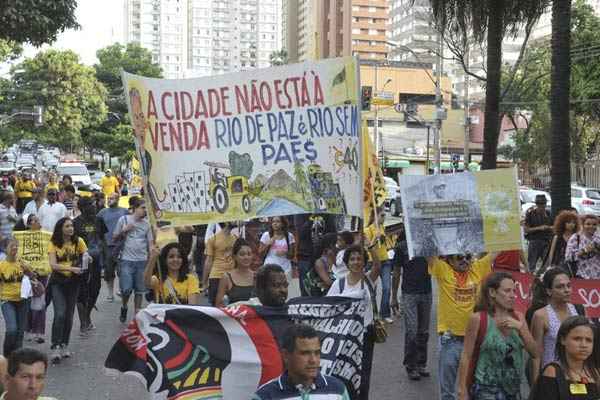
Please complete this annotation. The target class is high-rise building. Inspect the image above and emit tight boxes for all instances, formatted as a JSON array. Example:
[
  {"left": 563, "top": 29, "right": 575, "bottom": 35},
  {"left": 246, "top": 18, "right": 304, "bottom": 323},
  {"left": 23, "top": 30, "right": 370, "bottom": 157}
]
[
  {"left": 124, "top": 0, "right": 282, "bottom": 79},
  {"left": 124, "top": 0, "right": 188, "bottom": 78},
  {"left": 293, "top": 0, "right": 389, "bottom": 61},
  {"left": 389, "top": 0, "right": 437, "bottom": 65},
  {"left": 284, "top": 0, "right": 318, "bottom": 63}
]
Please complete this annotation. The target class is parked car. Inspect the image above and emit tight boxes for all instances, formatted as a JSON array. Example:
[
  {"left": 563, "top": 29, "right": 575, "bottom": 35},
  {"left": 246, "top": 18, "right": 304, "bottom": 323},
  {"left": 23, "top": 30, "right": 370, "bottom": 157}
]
[
  {"left": 571, "top": 185, "right": 600, "bottom": 215},
  {"left": 520, "top": 188, "right": 551, "bottom": 217}
]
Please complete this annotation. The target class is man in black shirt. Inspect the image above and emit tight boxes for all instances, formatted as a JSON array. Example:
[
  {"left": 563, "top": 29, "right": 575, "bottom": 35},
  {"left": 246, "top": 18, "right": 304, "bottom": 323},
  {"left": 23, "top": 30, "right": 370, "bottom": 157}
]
[
  {"left": 524, "top": 194, "right": 553, "bottom": 272},
  {"left": 392, "top": 232, "right": 432, "bottom": 381}
]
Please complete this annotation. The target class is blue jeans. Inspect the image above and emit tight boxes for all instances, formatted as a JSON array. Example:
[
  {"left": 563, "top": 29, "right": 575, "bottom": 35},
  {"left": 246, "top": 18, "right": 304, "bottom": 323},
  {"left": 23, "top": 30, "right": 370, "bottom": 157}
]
[
  {"left": 439, "top": 333, "right": 464, "bottom": 400},
  {"left": 471, "top": 384, "right": 521, "bottom": 400},
  {"left": 379, "top": 260, "right": 392, "bottom": 318},
  {"left": 119, "top": 260, "right": 148, "bottom": 296},
  {"left": 1, "top": 300, "right": 28, "bottom": 356}
]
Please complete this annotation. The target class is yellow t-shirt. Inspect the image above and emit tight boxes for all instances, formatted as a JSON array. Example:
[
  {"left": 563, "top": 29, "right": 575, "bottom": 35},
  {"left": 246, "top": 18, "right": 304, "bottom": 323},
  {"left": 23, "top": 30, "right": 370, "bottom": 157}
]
[
  {"left": 429, "top": 255, "right": 492, "bottom": 336},
  {"left": 15, "top": 180, "right": 36, "bottom": 199},
  {"left": 0, "top": 260, "right": 24, "bottom": 302},
  {"left": 205, "top": 231, "right": 237, "bottom": 279},
  {"left": 151, "top": 274, "right": 200, "bottom": 304},
  {"left": 45, "top": 182, "right": 59, "bottom": 193},
  {"left": 364, "top": 223, "right": 391, "bottom": 262},
  {"left": 48, "top": 237, "right": 88, "bottom": 278},
  {"left": 101, "top": 176, "right": 120, "bottom": 197}
]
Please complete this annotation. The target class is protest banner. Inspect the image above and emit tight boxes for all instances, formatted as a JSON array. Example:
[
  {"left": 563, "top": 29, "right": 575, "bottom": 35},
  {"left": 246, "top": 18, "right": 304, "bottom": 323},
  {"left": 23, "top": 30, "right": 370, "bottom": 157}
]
[
  {"left": 122, "top": 56, "right": 362, "bottom": 227},
  {"left": 12, "top": 231, "right": 52, "bottom": 276},
  {"left": 510, "top": 271, "right": 600, "bottom": 318},
  {"left": 400, "top": 168, "right": 522, "bottom": 258},
  {"left": 105, "top": 297, "right": 366, "bottom": 399},
  {"left": 361, "top": 121, "right": 386, "bottom": 227}
]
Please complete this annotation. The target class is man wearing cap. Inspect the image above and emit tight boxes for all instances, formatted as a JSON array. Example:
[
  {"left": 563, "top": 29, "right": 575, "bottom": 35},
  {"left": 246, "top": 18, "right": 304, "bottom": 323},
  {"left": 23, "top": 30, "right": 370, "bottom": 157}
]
[
  {"left": 524, "top": 194, "right": 553, "bottom": 272},
  {"left": 100, "top": 170, "right": 120, "bottom": 199},
  {"left": 36, "top": 189, "right": 67, "bottom": 232},
  {"left": 22, "top": 188, "right": 46, "bottom": 216}
]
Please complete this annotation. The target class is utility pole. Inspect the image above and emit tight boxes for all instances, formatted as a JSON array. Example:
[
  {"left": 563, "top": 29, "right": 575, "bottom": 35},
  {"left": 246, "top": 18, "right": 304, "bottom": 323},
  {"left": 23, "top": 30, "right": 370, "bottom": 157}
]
[
  {"left": 433, "top": 34, "right": 443, "bottom": 175},
  {"left": 374, "top": 63, "right": 379, "bottom": 165},
  {"left": 463, "top": 46, "right": 471, "bottom": 170}
]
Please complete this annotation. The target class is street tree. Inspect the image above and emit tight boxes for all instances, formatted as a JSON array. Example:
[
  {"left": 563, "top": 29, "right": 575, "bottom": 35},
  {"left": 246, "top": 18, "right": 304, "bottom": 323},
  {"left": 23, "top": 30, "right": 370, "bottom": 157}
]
[
  {"left": 89, "top": 43, "right": 162, "bottom": 160},
  {"left": 7, "top": 49, "right": 108, "bottom": 149},
  {"left": 0, "top": 0, "right": 79, "bottom": 46},
  {"left": 550, "top": 0, "right": 573, "bottom": 214},
  {"left": 428, "top": 0, "right": 550, "bottom": 169}
]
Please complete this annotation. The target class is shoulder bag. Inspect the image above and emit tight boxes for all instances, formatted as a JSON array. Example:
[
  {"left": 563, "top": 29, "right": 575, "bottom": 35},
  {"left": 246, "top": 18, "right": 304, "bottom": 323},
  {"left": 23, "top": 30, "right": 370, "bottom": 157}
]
[
  {"left": 466, "top": 311, "right": 488, "bottom": 390},
  {"left": 363, "top": 277, "right": 387, "bottom": 344}
]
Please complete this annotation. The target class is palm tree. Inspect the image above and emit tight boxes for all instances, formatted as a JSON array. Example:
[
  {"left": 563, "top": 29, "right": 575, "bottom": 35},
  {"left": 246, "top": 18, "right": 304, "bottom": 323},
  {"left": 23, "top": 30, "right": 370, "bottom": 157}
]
[
  {"left": 550, "top": 0, "right": 572, "bottom": 215},
  {"left": 428, "top": 0, "right": 549, "bottom": 169},
  {"left": 269, "top": 49, "right": 288, "bottom": 66}
]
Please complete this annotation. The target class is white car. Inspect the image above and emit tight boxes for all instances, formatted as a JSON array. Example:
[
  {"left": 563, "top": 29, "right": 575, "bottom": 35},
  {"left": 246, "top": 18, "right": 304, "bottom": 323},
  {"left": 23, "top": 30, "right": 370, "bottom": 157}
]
[
  {"left": 571, "top": 185, "right": 600, "bottom": 215},
  {"left": 57, "top": 162, "right": 92, "bottom": 188},
  {"left": 384, "top": 176, "right": 400, "bottom": 210}
]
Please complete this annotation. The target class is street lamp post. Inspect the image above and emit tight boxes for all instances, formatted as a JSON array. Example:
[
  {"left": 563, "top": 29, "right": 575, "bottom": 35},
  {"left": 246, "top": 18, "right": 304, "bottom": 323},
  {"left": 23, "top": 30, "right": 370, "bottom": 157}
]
[
  {"left": 0, "top": 106, "right": 44, "bottom": 127},
  {"left": 386, "top": 40, "right": 445, "bottom": 174}
]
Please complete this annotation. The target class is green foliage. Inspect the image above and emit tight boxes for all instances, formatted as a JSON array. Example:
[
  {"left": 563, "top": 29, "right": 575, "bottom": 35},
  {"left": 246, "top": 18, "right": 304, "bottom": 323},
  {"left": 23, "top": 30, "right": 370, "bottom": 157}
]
[
  {"left": 0, "top": 0, "right": 79, "bottom": 46},
  {"left": 503, "top": 0, "right": 600, "bottom": 167},
  {"left": 6, "top": 49, "right": 107, "bottom": 148},
  {"left": 82, "top": 125, "right": 135, "bottom": 160},
  {"left": 0, "top": 40, "right": 22, "bottom": 63},
  {"left": 269, "top": 50, "right": 288, "bottom": 66}
]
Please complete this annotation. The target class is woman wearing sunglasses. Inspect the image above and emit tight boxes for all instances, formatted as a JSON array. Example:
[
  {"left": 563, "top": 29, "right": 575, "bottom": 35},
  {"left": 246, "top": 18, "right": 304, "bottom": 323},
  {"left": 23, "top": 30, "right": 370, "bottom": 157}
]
[{"left": 457, "top": 271, "right": 538, "bottom": 400}]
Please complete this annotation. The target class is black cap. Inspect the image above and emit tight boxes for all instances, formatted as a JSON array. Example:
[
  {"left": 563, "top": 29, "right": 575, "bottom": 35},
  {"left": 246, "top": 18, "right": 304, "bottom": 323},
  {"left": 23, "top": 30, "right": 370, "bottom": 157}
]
[{"left": 535, "top": 194, "right": 547, "bottom": 204}]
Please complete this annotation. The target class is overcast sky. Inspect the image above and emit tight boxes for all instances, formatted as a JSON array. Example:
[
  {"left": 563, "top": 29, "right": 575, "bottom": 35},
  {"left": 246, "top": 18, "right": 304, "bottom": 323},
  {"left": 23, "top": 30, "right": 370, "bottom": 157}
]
[{"left": 18, "top": 0, "right": 124, "bottom": 67}]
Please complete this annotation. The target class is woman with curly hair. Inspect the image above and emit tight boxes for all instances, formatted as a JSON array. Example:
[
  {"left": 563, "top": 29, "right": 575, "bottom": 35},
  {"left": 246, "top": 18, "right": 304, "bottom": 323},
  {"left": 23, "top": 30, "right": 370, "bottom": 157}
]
[{"left": 542, "top": 210, "right": 579, "bottom": 273}]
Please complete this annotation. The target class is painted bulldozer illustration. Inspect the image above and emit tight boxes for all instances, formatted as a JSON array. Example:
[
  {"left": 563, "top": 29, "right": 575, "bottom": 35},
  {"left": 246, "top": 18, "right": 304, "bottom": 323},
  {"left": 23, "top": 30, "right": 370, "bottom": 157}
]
[{"left": 204, "top": 161, "right": 252, "bottom": 214}]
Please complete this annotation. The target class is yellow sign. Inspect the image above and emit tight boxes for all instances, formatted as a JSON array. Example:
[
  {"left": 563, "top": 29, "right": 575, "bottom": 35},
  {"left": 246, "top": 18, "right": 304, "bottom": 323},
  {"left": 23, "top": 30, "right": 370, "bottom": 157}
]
[
  {"left": 13, "top": 231, "right": 52, "bottom": 276},
  {"left": 371, "top": 91, "right": 394, "bottom": 106},
  {"left": 361, "top": 121, "right": 386, "bottom": 226}
]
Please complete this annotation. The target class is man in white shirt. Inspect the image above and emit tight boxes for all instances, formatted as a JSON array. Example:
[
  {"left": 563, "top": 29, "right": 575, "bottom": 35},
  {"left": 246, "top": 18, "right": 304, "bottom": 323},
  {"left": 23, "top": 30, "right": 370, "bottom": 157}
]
[
  {"left": 23, "top": 188, "right": 46, "bottom": 216},
  {"left": 37, "top": 189, "right": 67, "bottom": 233},
  {"left": 0, "top": 192, "right": 18, "bottom": 241}
]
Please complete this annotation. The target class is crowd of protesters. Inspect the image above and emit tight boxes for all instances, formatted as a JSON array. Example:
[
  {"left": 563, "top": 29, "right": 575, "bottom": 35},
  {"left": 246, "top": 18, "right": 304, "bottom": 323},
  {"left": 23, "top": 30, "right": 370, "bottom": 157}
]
[{"left": 3, "top": 166, "right": 600, "bottom": 400}]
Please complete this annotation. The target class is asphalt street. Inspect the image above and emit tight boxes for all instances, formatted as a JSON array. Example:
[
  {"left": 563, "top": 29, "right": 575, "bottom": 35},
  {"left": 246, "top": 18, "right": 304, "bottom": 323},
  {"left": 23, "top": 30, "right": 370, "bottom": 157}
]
[{"left": 9, "top": 278, "right": 439, "bottom": 400}]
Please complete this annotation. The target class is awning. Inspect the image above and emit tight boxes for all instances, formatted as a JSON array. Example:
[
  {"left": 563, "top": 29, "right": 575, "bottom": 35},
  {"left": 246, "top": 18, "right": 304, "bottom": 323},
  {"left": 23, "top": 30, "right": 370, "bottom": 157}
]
[{"left": 386, "top": 160, "right": 410, "bottom": 168}]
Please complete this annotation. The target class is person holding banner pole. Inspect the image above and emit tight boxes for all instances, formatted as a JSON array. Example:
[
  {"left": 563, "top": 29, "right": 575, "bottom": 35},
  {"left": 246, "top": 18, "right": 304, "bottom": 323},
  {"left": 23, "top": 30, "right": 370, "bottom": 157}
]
[
  {"left": 327, "top": 244, "right": 381, "bottom": 400},
  {"left": 457, "top": 271, "right": 538, "bottom": 400},
  {"left": 143, "top": 242, "right": 200, "bottom": 305},
  {"left": 428, "top": 252, "right": 497, "bottom": 400},
  {"left": 565, "top": 215, "right": 600, "bottom": 279}
]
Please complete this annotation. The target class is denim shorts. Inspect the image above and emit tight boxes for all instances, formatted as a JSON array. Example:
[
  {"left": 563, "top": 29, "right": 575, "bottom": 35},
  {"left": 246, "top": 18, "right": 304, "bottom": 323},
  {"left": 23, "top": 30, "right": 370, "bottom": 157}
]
[{"left": 119, "top": 260, "right": 147, "bottom": 296}]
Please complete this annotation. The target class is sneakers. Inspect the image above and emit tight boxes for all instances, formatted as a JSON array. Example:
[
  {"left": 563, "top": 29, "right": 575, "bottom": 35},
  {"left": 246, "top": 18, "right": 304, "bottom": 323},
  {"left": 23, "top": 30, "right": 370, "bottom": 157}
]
[
  {"left": 60, "top": 345, "right": 72, "bottom": 359},
  {"left": 50, "top": 346, "right": 61, "bottom": 364},
  {"left": 119, "top": 307, "right": 128, "bottom": 323},
  {"left": 384, "top": 317, "right": 394, "bottom": 324},
  {"left": 418, "top": 367, "right": 430, "bottom": 377}
]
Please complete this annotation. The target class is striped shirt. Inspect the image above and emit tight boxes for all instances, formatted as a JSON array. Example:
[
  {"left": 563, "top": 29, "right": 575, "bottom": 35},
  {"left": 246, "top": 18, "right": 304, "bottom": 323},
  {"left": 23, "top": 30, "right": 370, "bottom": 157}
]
[{"left": 253, "top": 372, "right": 350, "bottom": 400}]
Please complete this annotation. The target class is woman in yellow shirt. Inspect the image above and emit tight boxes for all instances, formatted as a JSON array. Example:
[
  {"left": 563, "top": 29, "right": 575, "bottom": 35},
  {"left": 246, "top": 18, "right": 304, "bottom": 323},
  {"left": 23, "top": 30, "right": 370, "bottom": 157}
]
[
  {"left": 0, "top": 238, "right": 32, "bottom": 356},
  {"left": 45, "top": 172, "right": 59, "bottom": 193},
  {"left": 23, "top": 214, "right": 52, "bottom": 344},
  {"left": 144, "top": 242, "right": 200, "bottom": 305},
  {"left": 14, "top": 174, "right": 36, "bottom": 214},
  {"left": 48, "top": 217, "right": 88, "bottom": 364}
]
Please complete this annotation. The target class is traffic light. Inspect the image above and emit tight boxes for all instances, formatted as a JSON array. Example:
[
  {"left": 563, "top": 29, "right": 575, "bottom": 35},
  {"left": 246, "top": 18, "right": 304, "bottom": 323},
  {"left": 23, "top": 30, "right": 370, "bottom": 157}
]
[
  {"left": 451, "top": 154, "right": 460, "bottom": 170},
  {"left": 361, "top": 86, "right": 372, "bottom": 111}
]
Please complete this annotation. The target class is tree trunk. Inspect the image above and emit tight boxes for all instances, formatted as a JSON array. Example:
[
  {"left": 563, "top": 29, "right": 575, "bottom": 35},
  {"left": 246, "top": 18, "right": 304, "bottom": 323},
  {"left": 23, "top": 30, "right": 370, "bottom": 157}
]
[
  {"left": 550, "top": 0, "right": 572, "bottom": 216},
  {"left": 481, "top": 0, "right": 504, "bottom": 170}
]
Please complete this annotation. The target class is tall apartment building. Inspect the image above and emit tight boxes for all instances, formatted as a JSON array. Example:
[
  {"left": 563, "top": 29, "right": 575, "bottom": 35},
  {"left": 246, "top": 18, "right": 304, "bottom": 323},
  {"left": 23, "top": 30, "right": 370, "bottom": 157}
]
[
  {"left": 124, "top": 0, "right": 282, "bottom": 79},
  {"left": 389, "top": 0, "right": 437, "bottom": 65},
  {"left": 291, "top": 0, "right": 389, "bottom": 61},
  {"left": 284, "top": 0, "right": 318, "bottom": 63}
]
